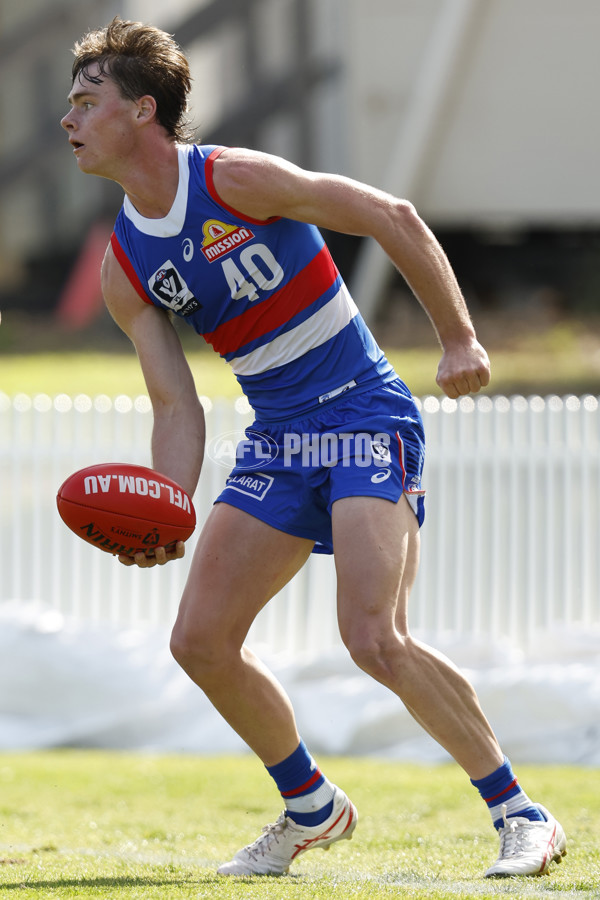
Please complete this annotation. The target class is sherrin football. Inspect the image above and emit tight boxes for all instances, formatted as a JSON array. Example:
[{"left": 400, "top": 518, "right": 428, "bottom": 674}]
[{"left": 56, "top": 463, "right": 196, "bottom": 556}]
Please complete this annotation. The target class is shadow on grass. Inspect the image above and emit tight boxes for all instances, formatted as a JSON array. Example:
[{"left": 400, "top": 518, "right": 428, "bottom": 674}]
[
  {"left": 0, "top": 874, "right": 212, "bottom": 891},
  {"left": 1, "top": 871, "right": 307, "bottom": 892}
]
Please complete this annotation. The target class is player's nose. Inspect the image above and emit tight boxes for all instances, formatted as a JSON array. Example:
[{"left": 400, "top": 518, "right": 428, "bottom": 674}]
[{"left": 60, "top": 109, "right": 76, "bottom": 131}]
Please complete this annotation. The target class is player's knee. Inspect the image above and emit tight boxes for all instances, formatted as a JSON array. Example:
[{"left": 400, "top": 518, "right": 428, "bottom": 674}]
[
  {"left": 169, "top": 622, "right": 196, "bottom": 668},
  {"left": 169, "top": 617, "right": 223, "bottom": 674},
  {"left": 341, "top": 624, "right": 405, "bottom": 683}
]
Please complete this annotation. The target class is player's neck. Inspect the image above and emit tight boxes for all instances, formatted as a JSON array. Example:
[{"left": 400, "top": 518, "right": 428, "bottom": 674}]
[{"left": 119, "top": 139, "right": 181, "bottom": 219}]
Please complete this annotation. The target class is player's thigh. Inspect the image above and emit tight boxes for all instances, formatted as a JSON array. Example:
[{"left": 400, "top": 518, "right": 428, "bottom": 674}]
[
  {"left": 332, "top": 494, "right": 420, "bottom": 641},
  {"left": 175, "top": 501, "right": 314, "bottom": 644}
]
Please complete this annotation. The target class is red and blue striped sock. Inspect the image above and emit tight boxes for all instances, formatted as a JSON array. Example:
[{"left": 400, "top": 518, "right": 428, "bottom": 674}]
[
  {"left": 471, "top": 756, "right": 545, "bottom": 829},
  {"left": 266, "top": 740, "right": 334, "bottom": 826}
]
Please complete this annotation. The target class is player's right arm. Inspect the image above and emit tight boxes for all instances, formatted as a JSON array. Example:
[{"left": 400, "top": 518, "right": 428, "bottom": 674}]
[{"left": 101, "top": 242, "right": 206, "bottom": 510}]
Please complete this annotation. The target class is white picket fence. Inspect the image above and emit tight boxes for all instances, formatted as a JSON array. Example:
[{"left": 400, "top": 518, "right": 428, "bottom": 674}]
[{"left": 2, "top": 390, "right": 600, "bottom": 657}]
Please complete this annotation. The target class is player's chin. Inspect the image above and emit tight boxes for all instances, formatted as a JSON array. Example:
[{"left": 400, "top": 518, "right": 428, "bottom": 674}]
[
  {"left": 74, "top": 153, "right": 102, "bottom": 176},
  {"left": 77, "top": 159, "right": 99, "bottom": 175}
]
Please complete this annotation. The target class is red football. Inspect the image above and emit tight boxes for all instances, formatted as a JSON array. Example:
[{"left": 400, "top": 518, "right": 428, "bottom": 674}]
[{"left": 56, "top": 463, "right": 196, "bottom": 556}]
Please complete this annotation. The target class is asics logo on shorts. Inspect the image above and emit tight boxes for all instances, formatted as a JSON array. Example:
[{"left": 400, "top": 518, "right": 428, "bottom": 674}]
[{"left": 371, "top": 469, "right": 392, "bottom": 483}]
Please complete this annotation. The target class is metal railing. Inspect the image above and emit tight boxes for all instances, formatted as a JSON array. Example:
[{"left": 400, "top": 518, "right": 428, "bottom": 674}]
[{"left": 2, "top": 392, "right": 599, "bottom": 657}]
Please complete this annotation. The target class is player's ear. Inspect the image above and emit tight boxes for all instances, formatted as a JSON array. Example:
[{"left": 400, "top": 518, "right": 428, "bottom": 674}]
[{"left": 135, "top": 95, "right": 157, "bottom": 124}]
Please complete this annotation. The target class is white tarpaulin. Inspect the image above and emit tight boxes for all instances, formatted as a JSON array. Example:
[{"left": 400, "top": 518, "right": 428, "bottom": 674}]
[{"left": 2, "top": 603, "right": 599, "bottom": 765}]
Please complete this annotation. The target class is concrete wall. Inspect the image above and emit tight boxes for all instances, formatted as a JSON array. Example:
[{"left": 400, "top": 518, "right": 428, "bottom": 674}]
[{"left": 343, "top": 0, "right": 600, "bottom": 226}]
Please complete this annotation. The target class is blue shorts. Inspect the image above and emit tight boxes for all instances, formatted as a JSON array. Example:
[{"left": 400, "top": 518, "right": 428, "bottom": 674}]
[{"left": 215, "top": 378, "right": 426, "bottom": 554}]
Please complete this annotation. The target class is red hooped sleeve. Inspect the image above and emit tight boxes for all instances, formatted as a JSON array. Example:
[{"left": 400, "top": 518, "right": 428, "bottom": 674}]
[{"left": 110, "top": 232, "right": 153, "bottom": 304}]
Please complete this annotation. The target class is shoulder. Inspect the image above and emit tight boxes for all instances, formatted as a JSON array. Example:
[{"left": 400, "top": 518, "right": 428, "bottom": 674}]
[
  {"left": 101, "top": 241, "right": 156, "bottom": 335},
  {"left": 101, "top": 241, "right": 127, "bottom": 295},
  {"left": 213, "top": 147, "right": 302, "bottom": 188},
  {"left": 211, "top": 148, "right": 306, "bottom": 221},
  {"left": 101, "top": 239, "right": 141, "bottom": 299}
]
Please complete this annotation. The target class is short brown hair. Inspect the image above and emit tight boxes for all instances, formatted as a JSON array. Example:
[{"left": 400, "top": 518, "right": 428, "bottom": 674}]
[{"left": 71, "top": 16, "right": 193, "bottom": 142}]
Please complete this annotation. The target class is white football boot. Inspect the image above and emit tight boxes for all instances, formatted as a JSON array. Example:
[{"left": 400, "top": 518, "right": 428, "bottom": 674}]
[
  {"left": 217, "top": 786, "right": 357, "bottom": 876},
  {"left": 485, "top": 803, "right": 567, "bottom": 877}
]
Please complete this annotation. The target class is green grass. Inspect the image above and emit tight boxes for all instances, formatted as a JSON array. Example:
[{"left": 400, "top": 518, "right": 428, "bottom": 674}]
[
  {"left": 0, "top": 752, "right": 598, "bottom": 898},
  {"left": 0, "top": 348, "right": 445, "bottom": 401},
  {"left": 0, "top": 350, "right": 244, "bottom": 403},
  {"left": 3, "top": 315, "right": 600, "bottom": 400},
  {"left": 3, "top": 308, "right": 600, "bottom": 399},
  {"left": 2, "top": 343, "right": 599, "bottom": 403}
]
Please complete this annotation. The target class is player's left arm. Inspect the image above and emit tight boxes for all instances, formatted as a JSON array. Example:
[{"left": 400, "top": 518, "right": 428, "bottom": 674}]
[
  {"left": 102, "top": 243, "right": 205, "bottom": 568},
  {"left": 212, "top": 148, "right": 490, "bottom": 399}
]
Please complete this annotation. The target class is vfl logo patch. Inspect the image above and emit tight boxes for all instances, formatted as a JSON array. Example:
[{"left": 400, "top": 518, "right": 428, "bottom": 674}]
[
  {"left": 370, "top": 439, "right": 391, "bottom": 465},
  {"left": 201, "top": 219, "right": 254, "bottom": 262},
  {"left": 225, "top": 472, "right": 273, "bottom": 501},
  {"left": 148, "top": 260, "right": 201, "bottom": 315},
  {"left": 370, "top": 436, "right": 391, "bottom": 483}
]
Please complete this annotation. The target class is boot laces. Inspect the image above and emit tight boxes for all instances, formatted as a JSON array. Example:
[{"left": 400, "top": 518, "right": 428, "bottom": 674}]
[
  {"left": 497, "top": 805, "right": 539, "bottom": 858},
  {"left": 244, "top": 812, "right": 288, "bottom": 861}
]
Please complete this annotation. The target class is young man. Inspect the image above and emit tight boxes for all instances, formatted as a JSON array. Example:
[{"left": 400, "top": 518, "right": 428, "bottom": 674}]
[{"left": 61, "top": 17, "right": 566, "bottom": 879}]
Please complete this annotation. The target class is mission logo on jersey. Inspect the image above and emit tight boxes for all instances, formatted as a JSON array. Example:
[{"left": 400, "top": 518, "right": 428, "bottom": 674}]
[{"left": 201, "top": 219, "right": 254, "bottom": 262}]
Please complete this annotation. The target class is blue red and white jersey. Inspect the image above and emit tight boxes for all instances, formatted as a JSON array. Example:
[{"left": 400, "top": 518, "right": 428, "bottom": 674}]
[{"left": 111, "top": 144, "right": 396, "bottom": 421}]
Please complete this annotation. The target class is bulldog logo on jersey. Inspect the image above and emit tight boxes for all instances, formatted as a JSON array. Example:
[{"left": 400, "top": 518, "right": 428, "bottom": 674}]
[
  {"left": 201, "top": 219, "right": 254, "bottom": 262},
  {"left": 148, "top": 260, "right": 201, "bottom": 315}
]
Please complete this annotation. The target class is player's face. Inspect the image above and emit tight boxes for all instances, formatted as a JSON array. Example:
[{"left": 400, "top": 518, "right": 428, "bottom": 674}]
[{"left": 61, "top": 64, "right": 140, "bottom": 178}]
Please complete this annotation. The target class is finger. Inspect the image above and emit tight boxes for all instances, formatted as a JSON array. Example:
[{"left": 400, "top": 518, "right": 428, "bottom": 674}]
[
  {"left": 154, "top": 542, "right": 186, "bottom": 564},
  {"left": 136, "top": 550, "right": 155, "bottom": 567},
  {"left": 118, "top": 549, "right": 155, "bottom": 568},
  {"left": 466, "top": 368, "right": 491, "bottom": 394},
  {"left": 151, "top": 542, "right": 185, "bottom": 564},
  {"left": 173, "top": 541, "right": 186, "bottom": 559},
  {"left": 477, "top": 365, "right": 491, "bottom": 388},
  {"left": 153, "top": 547, "right": 169, "bottom": 566},
  {"left": 456, "top": 374, "right": 479, "bottom": 396},
  {"left": 439, "top": 369, "right": 487, "bottom": 398},
  {"left": 117, "top": 543, "right": 185, "bottom": 568},
  {"left": 436, "top": 372, "right": 460, "bottom": 398},
  {"left": 118, "top": 554, "right": 136, "bottom": 567}
]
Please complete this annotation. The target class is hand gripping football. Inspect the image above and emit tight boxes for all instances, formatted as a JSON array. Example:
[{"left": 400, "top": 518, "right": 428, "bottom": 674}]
[{"left": 56, "top": 463, "right": 196, "bottom": 556}]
